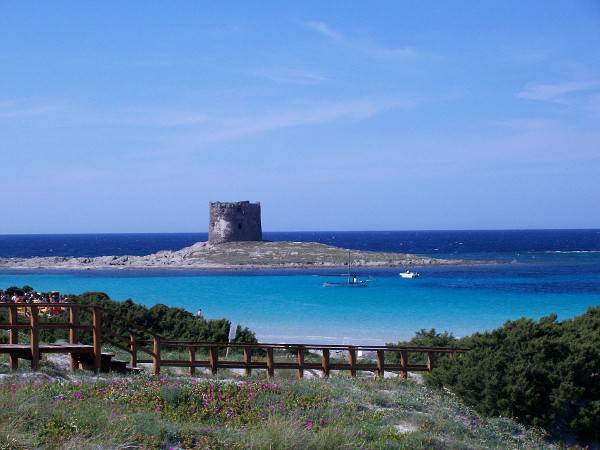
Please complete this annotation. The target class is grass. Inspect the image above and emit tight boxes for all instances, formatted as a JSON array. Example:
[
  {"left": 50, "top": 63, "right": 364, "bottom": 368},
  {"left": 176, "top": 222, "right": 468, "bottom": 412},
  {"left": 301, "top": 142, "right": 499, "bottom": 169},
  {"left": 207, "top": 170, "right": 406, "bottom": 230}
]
[{"left": 0, "top": 367, "right": 553, "bottom": 450}]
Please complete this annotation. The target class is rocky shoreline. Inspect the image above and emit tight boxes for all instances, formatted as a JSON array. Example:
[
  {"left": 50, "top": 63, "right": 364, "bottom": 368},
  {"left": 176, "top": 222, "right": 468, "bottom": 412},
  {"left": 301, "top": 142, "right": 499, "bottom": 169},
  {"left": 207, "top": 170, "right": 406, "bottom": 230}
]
[{"left": 0, "top": 240, "right": 477, "bottom": 270}]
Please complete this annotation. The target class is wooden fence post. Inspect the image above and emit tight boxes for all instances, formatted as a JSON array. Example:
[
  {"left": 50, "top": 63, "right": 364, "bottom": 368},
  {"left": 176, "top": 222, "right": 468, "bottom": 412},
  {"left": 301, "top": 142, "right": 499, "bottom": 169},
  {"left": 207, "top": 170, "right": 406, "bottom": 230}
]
[
  {"left": 348, "top": 346, "right": 357, "bottom": 377},
  {"left": 69, "top": 307, "right": 78, "bottom": 372},
  {"left": 399, "top": 350, "right": 408, "bottom": 379},
  {"left": 188, "top": 346, "right": 196, "bottom": 376},
  {"left": 243, "top": 347, "right": 252, "bottom": 376},
  {"left": 152, "top": 336, "right": 161, "bottom": 375},
  {"left": 129, "top": 333, "right": 137, "bottom": 368},
  {"left": 321, "top": 349, "right": 330, "bottom": 378},
  {"left": 266, "top": 348, "right": 274, "bottom": 379},
  {"left": 29, "top": 306, "right": 40, "bottom": 371},
  {"left": 8, "top": 304, "right": 18, "bottom": 370},
  {"left": 209, "top": 346, "right": 218, "bottom": 375},
  {"left": 376, "top": 350, "right": 385, "bottom": 377},
  {"left": 297, "top": 346, "right": 305, "bottom": 379},
  {"left": 92, "top": 307, "right": 102, "bottom": 373}
]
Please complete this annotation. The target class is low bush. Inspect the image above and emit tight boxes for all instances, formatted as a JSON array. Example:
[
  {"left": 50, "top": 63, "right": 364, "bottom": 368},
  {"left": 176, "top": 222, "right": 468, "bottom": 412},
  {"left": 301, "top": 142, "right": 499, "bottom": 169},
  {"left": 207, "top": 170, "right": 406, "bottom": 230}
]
[
  {"left": 1, "top": 286, "right": 257, "bottom": 346},
  {"left": 423, "top": 306, "right": 600, "bottom": 443}
]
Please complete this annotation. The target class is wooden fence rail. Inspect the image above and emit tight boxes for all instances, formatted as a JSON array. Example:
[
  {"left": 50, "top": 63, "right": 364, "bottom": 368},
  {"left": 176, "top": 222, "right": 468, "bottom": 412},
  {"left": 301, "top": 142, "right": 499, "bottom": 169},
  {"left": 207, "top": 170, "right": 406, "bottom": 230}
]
[
  {"left": 0, "top": 303, "right": 102, "bottom": 372},
  {"left": 1, "top": 304, "right": 469, "bottom": 378},
  {"left": 126, "top": 336, "right": 469, "bottom": 379}
]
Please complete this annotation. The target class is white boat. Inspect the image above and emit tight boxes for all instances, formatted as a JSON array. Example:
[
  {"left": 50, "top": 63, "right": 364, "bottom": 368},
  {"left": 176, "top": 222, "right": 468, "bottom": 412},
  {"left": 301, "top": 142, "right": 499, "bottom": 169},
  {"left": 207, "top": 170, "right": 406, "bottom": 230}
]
[{"left": 399, "top": 270, "right": 420, "bottom": 279}]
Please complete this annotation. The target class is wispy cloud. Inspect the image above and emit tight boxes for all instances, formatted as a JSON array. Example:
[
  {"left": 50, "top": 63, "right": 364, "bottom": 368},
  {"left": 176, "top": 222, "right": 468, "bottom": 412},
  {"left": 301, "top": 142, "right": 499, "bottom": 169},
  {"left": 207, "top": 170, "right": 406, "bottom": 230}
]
[
  {"left": 491, "top": 118, "right": 564, "bottom": 131},
  {"left": 305, "top": 21, "right": 344, "bottom": 41},
  {"left": 0, "top": 100, "right": 62, "bottom": 120},
  {"left": 253, "top": 68, "right": 328, "bottom": 85},
  {"left": 304, "top": 20, "right": 415, "bottom": 58},
  {"left": 107, "top": 109, "right": 209, "bottom": 127},
  {"left": 516, "top": 80, "right": 600, "bottom": 102},
  {"left": 188, "top": 96, "right": 419, "bottom": 144}
]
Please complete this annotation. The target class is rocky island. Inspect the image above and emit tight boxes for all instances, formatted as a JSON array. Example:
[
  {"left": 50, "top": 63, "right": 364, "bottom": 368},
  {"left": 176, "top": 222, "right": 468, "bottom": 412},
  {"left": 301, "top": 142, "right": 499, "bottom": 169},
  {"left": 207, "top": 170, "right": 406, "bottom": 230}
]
[
  {"left": 0, "top": 240, "right": 470, "bottom": 270},
  {"left": 0, "top": 202, "right": 477, "bottom": 270}
]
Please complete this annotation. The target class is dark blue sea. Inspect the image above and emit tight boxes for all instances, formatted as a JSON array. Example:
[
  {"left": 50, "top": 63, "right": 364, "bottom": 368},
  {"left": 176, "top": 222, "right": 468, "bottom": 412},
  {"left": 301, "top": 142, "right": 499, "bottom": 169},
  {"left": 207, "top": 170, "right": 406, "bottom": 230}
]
[
  {"left": 1, "top": 229, "right": 600, "bottom": 261},
  {"left": 1, "top": 230, "right": 599, "bottom": 343}
]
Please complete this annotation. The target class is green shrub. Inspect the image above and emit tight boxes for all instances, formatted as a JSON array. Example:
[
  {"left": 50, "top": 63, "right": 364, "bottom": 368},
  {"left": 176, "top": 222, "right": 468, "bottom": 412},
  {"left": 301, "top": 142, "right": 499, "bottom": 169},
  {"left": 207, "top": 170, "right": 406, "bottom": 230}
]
[
  {"left": 1, "top": 286, "right": 257, "bottom": 346},
  {"left": 387, "top": 328, "right": 458, "bottom": 364},
  {"left": 426, "top": 306, "right": 600, "bottom": 443}
]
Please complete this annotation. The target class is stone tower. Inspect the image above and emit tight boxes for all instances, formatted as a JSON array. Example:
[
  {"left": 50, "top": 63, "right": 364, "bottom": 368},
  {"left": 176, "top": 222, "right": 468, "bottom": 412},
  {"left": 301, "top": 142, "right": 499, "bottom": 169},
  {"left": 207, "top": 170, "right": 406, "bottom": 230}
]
[{"left": 208, "top": 201, "right": 262, "bottom": 244}]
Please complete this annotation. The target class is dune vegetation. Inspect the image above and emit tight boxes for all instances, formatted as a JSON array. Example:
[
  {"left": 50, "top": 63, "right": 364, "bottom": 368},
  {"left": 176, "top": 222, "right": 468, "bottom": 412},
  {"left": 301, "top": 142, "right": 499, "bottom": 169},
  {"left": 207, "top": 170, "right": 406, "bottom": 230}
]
[{"left": 0, "top": 371, "right": 552, "bottom": 450}]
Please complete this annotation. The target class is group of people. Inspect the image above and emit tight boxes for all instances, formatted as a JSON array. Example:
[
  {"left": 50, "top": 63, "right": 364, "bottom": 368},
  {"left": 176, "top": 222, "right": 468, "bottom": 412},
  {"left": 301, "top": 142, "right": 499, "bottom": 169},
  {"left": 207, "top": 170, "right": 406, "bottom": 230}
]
[{"left": 0, "top": 290, "right": 68, "bottom": 317}]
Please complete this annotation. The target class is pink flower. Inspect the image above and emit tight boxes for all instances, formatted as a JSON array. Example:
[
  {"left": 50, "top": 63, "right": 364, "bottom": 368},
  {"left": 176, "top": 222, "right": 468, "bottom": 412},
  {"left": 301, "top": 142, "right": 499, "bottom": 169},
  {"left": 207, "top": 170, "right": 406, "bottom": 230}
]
[
  {"left": 304, "top": 420, "right": 314, "bottom": 431},
  {"left": 72, "top": 392, "right": 83, "bottom": 400},
  {"left": 110, "top": 410, "right": 117, "bottom": 418},
  {"left": 54, "top": 395, "right": 65, "bottom": 401}
]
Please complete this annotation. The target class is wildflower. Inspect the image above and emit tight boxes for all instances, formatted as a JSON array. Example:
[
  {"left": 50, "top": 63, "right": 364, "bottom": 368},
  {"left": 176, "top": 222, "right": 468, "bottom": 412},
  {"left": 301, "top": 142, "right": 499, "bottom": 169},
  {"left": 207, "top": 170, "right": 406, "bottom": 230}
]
[
  {"left": 110, "top": 410, "right": 117, "bottom": 418},
  {"left": 356, "top": 431, "right": 364, "bottom": 438},
  {"left": 54, "top": 395, "right": 65, "bottom": 401},
  {"left": 72, "top": 392, "right": 83, "bottom": 400},
  {"left": 159, "top": 377, "right": 167, "bottom": 383},
  {"left": 304, "top": 419, "right": 314, "bottom": 431},
  {"left": 226, "top": 409, "right": 235, "bottom": 418}
]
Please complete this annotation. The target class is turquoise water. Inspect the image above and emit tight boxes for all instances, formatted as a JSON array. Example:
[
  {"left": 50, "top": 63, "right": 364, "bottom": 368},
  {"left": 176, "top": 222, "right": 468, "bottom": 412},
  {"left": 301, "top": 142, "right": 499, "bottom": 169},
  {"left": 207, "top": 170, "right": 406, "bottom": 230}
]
[{"left": 2, "top": 264, "right": 598, "bottom": 344}]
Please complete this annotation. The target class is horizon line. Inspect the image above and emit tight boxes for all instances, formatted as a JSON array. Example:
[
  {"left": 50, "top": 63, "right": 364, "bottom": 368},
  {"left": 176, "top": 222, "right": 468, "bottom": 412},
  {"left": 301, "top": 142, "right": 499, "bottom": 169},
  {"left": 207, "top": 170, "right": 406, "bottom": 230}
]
[{"left": 1, "top": 227, "right": 599, "bottom": 237}]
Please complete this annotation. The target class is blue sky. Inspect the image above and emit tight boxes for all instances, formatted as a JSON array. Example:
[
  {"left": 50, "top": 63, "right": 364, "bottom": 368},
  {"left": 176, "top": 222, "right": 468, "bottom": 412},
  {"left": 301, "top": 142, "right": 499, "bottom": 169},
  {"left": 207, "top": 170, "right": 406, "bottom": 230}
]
[{"left": 1, "top": 1, "right": 599, "bottom": 233}]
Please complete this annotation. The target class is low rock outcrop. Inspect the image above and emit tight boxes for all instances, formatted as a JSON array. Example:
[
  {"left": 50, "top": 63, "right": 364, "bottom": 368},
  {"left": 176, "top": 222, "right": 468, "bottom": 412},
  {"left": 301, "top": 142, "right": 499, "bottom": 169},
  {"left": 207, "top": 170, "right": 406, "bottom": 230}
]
[{"left": 0, "top": 240, "right": 472, "bottom": 270}]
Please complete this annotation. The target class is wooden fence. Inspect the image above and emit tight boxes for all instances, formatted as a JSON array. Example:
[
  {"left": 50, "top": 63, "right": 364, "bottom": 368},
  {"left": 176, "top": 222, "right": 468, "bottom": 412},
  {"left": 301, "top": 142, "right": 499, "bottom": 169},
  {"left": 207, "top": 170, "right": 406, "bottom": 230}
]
[
  {"left": 0, "top": 303, "right": 102, "bottom": 372},
  {"left": 1, "top": 303, "right": 469, "bottom": 378},
  {"left": 122, "top": 336, "right": 469, "bottom": 379}
]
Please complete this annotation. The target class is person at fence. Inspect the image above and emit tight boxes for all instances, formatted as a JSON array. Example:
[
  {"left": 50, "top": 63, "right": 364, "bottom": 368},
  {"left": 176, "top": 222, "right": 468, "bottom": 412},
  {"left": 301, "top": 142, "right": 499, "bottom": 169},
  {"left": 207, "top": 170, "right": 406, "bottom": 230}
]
[
  {"left": 49, "top": 291, "right": 63, "bottom": 316},
  {"left": 33, "top": 293, "right": 52, "bottom": 316},
  {"left": 14, "top": 294, "right": 27, "bottom": 316}
]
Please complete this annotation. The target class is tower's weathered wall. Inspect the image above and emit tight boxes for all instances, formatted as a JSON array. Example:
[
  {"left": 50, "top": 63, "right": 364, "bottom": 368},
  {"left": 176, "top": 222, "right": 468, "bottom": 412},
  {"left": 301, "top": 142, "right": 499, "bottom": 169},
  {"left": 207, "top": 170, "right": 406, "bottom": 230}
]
[{"left": 208, "top": 201, "right": 262, "bottom": 244}]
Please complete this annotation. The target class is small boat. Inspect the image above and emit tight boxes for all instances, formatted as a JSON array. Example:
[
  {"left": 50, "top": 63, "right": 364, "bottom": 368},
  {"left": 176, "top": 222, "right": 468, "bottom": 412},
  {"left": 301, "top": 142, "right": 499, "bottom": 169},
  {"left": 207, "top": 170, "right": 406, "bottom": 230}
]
[
  {"left": 399, "top": 270, "right": 420, "bottom": 279},
  {"left": 323, "top": 251, "right": 370, "bottom": 288},
  {"left": 323, "top": 276, "right": 370, "bottom": 288}
]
